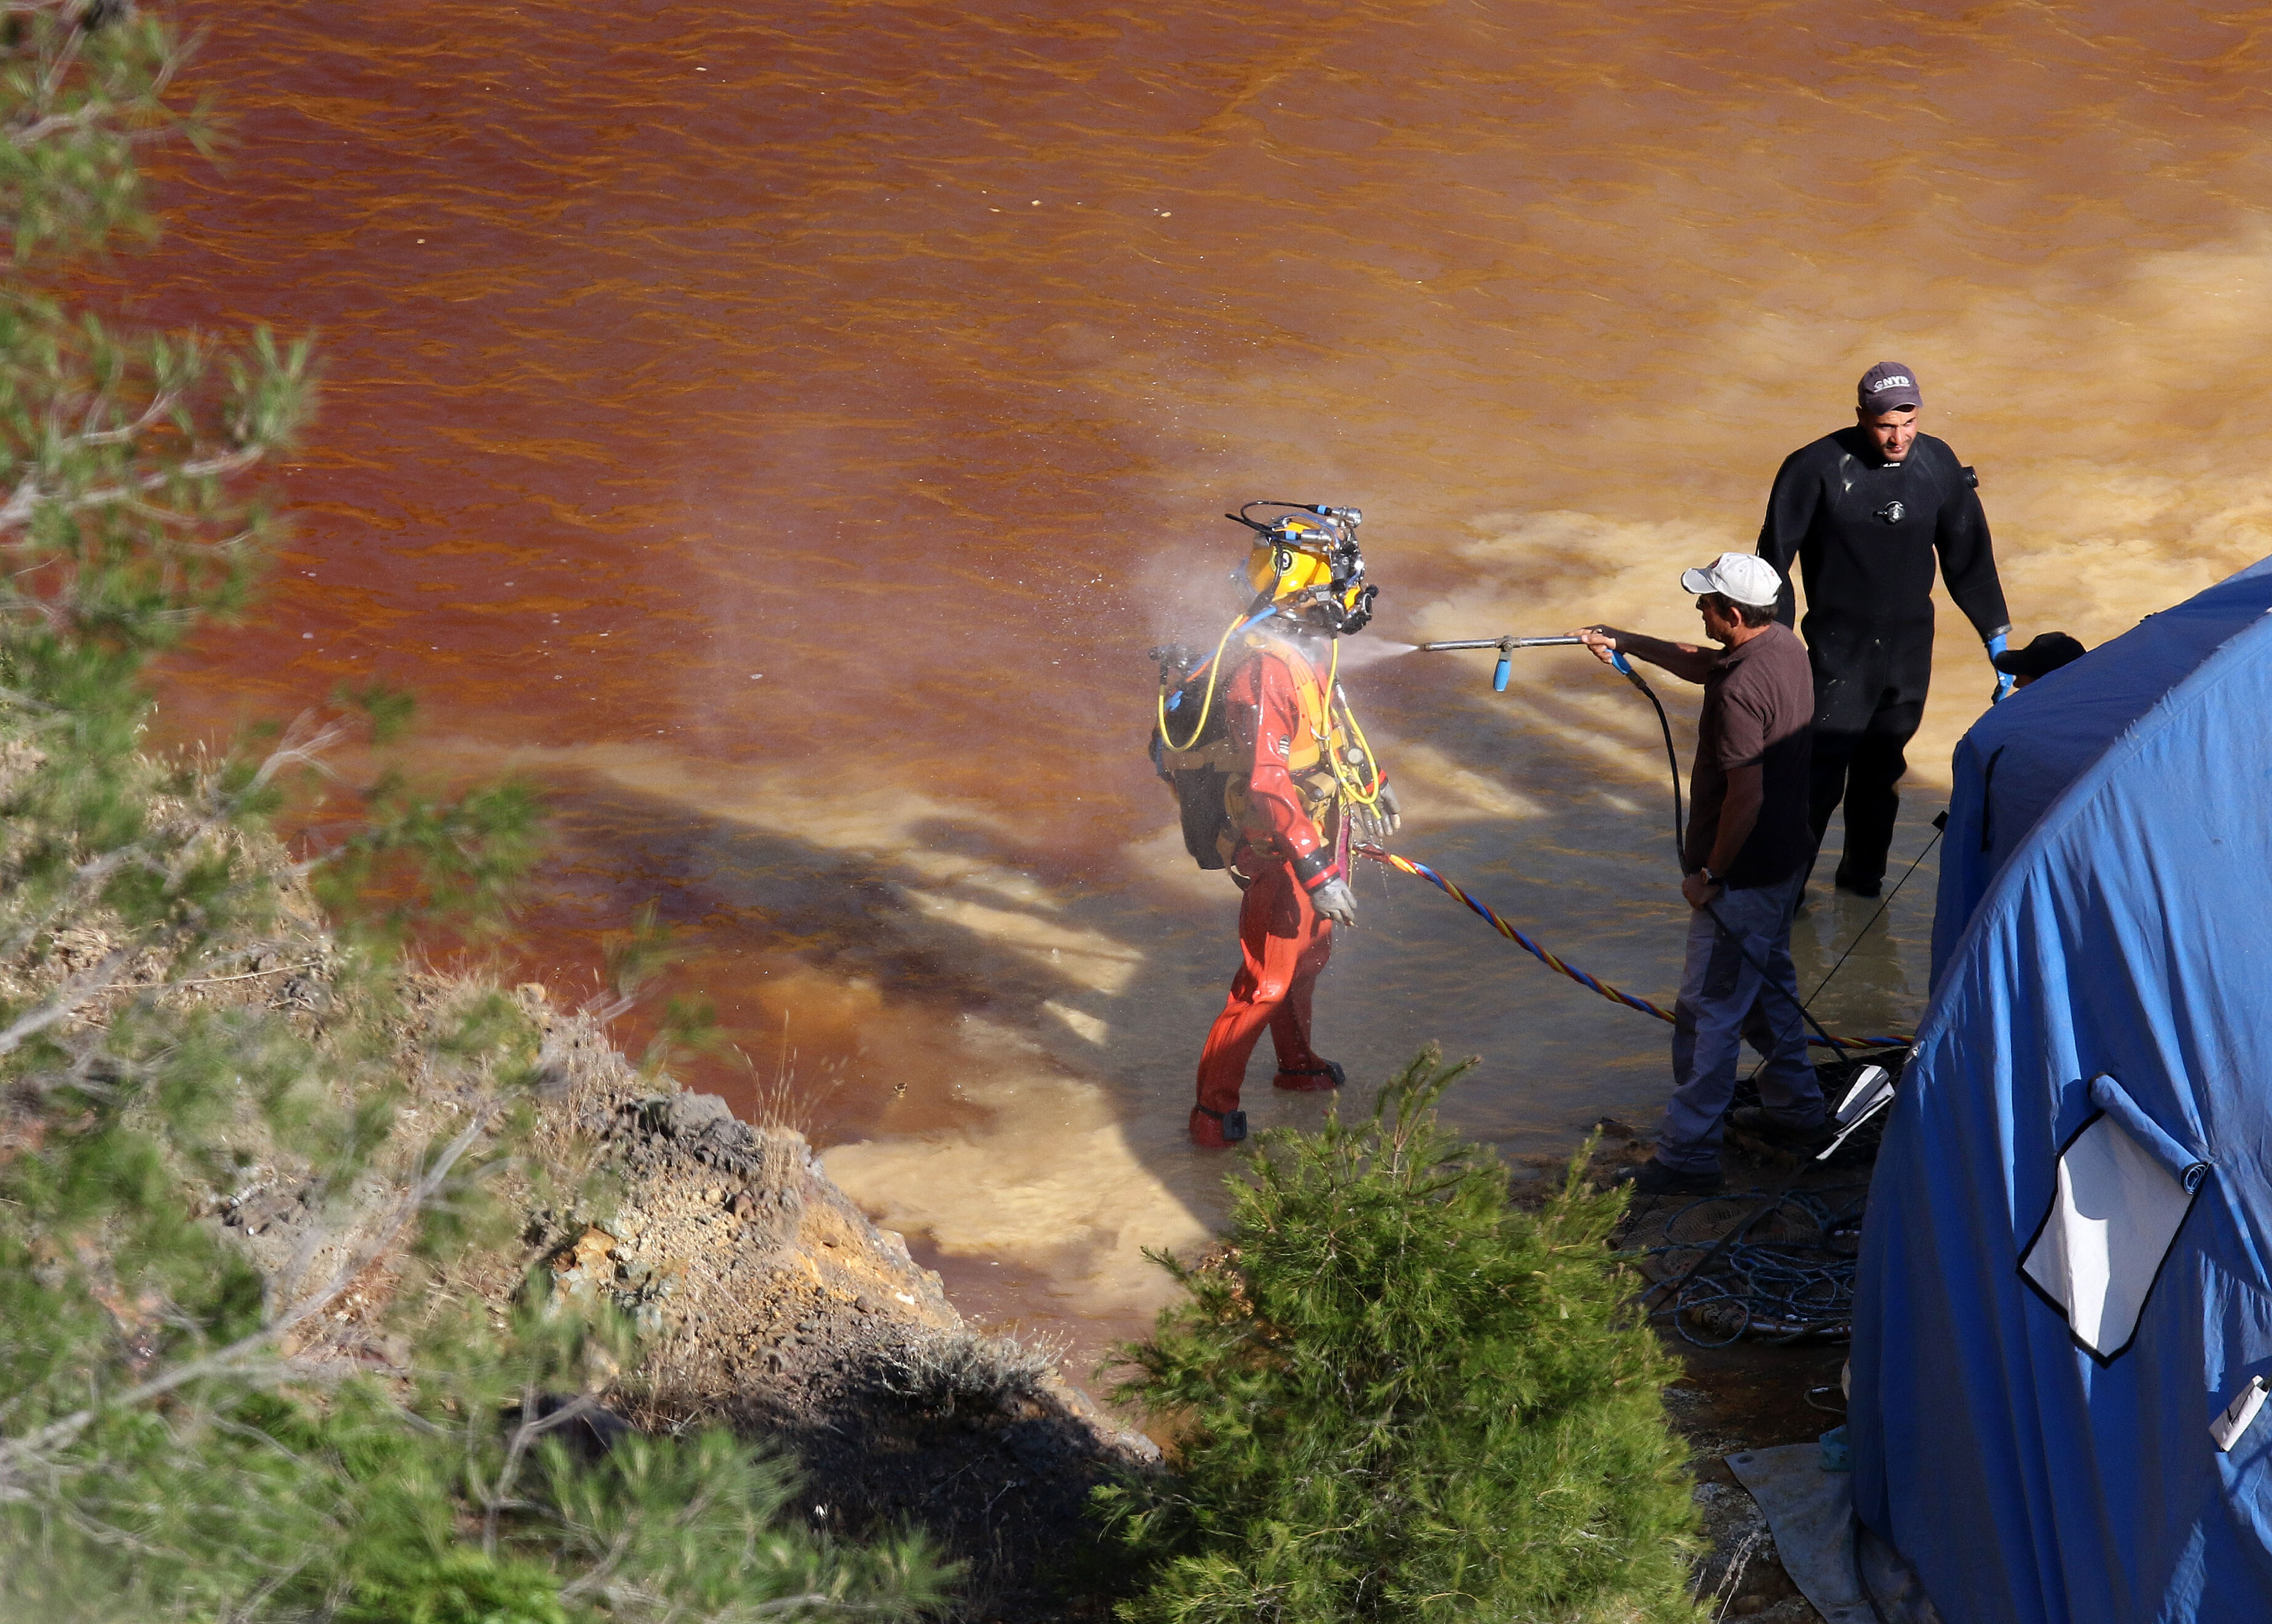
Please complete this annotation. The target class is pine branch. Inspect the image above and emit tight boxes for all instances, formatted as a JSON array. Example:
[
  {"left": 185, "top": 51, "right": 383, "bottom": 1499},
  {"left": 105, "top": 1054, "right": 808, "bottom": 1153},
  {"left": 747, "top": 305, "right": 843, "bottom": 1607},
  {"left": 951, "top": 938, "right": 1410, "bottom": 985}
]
[
  {"left": 0, "top": 1104, "right": 498, "bottom": 1485},
  {"left": 482, "top": 1389, "right": 598, "bottom": 1555},
  {"left": 0, "top": 441, "right": 270, "bottom": 531},
  {"left": 0, "top": 947, "right": 129, "bottom": 1057},
  {"left": 0, "top": 710, "right": 345, "bottom": 973}
]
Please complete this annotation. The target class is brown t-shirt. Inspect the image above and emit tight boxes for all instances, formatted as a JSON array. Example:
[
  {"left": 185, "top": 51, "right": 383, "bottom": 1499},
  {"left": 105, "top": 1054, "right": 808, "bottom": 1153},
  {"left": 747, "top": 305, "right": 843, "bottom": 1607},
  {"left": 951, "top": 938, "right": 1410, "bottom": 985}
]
[{"left": 1685, "top": 622, "right": 1815, "bottom": 888}]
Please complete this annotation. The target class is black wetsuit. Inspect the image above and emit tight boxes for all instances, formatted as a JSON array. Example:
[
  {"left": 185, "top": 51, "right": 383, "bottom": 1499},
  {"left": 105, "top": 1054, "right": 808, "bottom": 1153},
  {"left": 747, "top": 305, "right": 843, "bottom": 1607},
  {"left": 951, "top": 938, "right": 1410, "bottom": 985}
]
[{"left": 1756, "top": 427, "right": 2008, "bottom": 890}]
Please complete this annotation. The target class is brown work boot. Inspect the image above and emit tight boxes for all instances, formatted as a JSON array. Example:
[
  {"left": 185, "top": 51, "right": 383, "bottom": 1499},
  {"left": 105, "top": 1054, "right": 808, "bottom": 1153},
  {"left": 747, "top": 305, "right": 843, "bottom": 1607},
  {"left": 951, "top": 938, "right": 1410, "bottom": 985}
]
[
  {"left": 1272, "top": 1059, "right": 1345, "bottom": 1093},
  {"left": 1189, "top": 1105, "right": 1248, "bottom": 1148}
]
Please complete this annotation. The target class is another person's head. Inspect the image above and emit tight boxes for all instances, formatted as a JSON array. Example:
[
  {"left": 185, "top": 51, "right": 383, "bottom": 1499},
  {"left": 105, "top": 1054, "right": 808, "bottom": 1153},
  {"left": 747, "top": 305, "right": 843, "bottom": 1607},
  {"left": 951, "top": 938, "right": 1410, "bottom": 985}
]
[
  {"left": 1678, "top": 553, "right": 1781, "bottom": 646},
  {"left": 1856, "top": 359, "right": 1922, "bottom": 463},
  {"left": 1993, "top": 631, "right": 2087, "bottom": 689}
]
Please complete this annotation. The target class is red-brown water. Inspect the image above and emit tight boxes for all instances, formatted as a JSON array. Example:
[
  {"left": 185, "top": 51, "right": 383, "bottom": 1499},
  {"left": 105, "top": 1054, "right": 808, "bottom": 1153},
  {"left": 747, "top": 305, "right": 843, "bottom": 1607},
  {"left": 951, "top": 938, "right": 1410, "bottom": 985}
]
[{"left": 132, "top": 1, "right": 2272, "bottom": 1369}]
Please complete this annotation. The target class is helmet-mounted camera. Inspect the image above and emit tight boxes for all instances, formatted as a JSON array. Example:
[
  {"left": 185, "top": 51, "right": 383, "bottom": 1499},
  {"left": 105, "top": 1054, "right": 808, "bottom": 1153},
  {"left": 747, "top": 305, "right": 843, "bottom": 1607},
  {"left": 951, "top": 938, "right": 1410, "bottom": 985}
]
[{"left": 1226, "top": 500, "right": 1377, "bottom": 635}]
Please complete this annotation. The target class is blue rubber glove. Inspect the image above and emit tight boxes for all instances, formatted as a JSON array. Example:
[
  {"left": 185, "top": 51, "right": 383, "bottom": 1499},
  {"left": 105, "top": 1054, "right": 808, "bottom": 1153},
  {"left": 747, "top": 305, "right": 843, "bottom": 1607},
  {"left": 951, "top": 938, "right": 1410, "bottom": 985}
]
[{"left": 1986, "top": 630, "right": 2016, "bottom": 703}]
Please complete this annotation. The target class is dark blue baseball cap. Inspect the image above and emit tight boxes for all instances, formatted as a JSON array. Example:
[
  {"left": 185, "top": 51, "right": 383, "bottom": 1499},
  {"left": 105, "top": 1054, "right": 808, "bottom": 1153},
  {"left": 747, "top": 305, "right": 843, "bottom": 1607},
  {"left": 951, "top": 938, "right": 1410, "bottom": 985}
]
[{"left": 1858, "top": 361, "right": 1922, "bottom": 415}]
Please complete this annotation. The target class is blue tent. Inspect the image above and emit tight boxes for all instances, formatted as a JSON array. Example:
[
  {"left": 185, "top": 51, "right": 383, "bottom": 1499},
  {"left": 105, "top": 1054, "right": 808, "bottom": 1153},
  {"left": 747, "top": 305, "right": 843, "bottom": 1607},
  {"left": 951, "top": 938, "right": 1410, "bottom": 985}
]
[
  {"left": 1852, "top": 556, "right": 2272, "bottom": 1622},
  {"left": 1854, "top": 563, "right": 2272, "bottom": 1624}
]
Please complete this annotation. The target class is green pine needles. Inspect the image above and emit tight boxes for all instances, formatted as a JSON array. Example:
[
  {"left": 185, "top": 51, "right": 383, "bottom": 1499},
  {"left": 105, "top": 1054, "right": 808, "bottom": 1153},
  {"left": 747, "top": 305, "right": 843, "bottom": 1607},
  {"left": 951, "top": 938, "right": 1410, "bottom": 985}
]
[
  {"left": 0, "top": 6, "right": 955, "bottom": 1619},
  {"left": 1101, "top": 1050, "right": 1706, "bottom": 1623}
]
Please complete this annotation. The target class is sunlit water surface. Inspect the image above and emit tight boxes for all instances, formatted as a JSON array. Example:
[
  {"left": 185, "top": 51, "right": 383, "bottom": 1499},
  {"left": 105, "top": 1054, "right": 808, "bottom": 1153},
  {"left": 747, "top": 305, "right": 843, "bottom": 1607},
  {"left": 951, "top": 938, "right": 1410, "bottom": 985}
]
[{"left": 130, "top": 2, "right": 2272, "bottom": 1376}]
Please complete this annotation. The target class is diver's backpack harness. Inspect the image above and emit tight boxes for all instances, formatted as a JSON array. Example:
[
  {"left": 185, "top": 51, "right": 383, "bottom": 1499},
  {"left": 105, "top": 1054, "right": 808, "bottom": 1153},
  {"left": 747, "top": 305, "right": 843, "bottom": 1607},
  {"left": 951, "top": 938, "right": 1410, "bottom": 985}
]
[{"left": 1151, "top": 621, "right": 1385, "bottom": 874}]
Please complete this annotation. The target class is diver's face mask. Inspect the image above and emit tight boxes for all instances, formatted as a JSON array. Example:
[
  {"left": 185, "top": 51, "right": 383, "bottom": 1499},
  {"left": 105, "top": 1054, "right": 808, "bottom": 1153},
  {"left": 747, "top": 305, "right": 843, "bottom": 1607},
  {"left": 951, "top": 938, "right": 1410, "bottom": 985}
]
[{"left": 1231, "top": 504, "right": 1377, "bottom": 636}]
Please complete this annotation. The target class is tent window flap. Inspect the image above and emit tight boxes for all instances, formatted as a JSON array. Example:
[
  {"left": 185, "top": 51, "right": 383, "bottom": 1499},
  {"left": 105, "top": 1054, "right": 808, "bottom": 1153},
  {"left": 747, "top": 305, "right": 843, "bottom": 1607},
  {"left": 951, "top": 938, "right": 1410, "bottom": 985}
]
[{"left": 2019, "top": 1079, "right": 2210, "bottom": 1363}]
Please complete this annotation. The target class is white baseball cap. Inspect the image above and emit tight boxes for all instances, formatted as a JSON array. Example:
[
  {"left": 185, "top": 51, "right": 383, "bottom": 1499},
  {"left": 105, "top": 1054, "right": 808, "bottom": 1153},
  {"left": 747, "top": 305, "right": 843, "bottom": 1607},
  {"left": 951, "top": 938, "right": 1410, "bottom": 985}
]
[{"left": 1680, "top": 551, "right": 1782, "bottom": 609}]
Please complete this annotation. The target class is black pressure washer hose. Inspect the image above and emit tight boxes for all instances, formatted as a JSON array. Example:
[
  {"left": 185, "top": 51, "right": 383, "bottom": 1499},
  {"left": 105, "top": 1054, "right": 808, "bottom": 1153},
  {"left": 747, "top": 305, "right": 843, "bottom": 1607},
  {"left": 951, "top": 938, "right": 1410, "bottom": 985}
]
[
  {"left": 1604, "top": 654, "right": 1848, "bottom": 1059},
  {"left": 1611, "top": 654, "right": 1688, "bottom": 875}
]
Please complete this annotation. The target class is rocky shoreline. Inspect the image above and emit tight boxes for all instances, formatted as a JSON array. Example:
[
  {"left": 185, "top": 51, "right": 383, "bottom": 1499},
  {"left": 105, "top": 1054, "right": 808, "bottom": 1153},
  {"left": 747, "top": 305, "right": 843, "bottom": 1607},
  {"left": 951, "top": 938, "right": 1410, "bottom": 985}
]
[
  {"left": 540, "top": 1037, "right": 1850, "bottom": 1623},
  {"left": 506, "top": 991, "right": 1161, "bottom": 1621}
]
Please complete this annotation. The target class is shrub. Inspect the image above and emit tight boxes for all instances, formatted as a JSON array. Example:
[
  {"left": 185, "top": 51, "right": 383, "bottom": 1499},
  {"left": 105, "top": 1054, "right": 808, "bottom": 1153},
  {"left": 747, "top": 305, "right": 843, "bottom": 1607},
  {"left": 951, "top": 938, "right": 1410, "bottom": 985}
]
[
  {"left": 868, "top": 1328, "right": 1066, "bottom": 1418},
  {"left": 1100, "top": 1049, "right": 1705, "bottom": 1623}
]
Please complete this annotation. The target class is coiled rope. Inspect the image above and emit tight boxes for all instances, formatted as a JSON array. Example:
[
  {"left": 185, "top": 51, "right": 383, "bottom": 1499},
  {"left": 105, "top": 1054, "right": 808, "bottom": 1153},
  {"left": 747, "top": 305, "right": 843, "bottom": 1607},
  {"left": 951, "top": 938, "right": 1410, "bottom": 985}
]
[
  {"left": 1641, "top": 1187, "right": 1867, "bottom": 1346},
  {"left": 1353, "top": 844, "right": 1914, "bottom": 1050}
]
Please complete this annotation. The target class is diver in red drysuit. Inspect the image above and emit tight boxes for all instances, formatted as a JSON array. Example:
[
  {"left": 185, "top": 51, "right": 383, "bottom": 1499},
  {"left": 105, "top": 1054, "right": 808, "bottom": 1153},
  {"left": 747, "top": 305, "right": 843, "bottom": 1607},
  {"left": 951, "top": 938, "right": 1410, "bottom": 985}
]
[{"left": 1189, "top": 626, "right": 1392, "bottom": 1149}]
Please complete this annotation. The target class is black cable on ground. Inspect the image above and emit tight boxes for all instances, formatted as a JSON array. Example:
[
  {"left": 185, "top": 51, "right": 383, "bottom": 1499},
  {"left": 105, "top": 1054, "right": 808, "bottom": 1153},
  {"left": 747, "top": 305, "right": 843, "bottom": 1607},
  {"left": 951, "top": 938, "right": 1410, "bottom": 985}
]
[
  {"left": 1642, "top": 1186, "right": 1866, "bottom": 1346},
  {"left": 1804, "top": 819, "right": 1945, "bottom": 1007}
]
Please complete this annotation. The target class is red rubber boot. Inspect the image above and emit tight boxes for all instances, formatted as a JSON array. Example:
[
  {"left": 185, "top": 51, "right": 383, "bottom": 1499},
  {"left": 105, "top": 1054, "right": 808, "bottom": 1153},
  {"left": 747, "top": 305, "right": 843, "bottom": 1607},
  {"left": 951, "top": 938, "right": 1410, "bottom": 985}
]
[
  {"left": 1189, "top": 1105, "right": 1248, "bottom": 1149},
  {"left": 1272, "top": 1058, "right": 1344, "bottom": 1093}
]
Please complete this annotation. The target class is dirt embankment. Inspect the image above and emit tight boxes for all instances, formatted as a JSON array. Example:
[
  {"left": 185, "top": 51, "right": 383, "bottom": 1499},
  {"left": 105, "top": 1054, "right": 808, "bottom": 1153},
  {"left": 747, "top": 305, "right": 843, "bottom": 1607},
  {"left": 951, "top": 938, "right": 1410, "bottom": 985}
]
[{"left": 496, "top": 991, "right": 1159, "bottom": 1622}]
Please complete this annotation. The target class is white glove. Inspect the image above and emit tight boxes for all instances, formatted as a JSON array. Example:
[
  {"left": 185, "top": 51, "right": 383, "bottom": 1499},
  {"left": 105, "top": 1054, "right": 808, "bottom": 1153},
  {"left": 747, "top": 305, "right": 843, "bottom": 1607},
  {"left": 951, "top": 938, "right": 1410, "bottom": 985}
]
[{"left": 1312, "top": 877, "right": 1358, "bottom": 927}]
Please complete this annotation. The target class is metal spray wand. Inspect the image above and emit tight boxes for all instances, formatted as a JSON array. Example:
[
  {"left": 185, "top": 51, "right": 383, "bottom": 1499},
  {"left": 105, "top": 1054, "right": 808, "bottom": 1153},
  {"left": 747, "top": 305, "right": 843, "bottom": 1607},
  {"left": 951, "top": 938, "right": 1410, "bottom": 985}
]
[{"left": 1417, "top": 634, "right": 1592, "bottom": 691}]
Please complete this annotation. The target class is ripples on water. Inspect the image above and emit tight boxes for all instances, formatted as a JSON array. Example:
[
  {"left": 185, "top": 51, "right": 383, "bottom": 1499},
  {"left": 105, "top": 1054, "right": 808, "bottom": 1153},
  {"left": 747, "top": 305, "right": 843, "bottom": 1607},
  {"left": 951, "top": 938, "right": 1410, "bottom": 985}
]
[{"left": 124, "top": 1, "right": 2272, "bottom": 1362}]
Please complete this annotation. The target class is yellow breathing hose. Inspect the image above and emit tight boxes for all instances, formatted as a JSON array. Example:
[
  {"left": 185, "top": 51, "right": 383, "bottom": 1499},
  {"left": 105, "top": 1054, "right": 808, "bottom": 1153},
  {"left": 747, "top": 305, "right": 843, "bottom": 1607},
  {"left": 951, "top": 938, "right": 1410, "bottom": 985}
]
[
  {"left": 1158, "top": 553, "right": 1299, "bottom": 754},
  {"left": 1155, "top": 608, "right": 1250, "bottom": 754},
  {"left": 1325, "top": 636, "right": 1385, "bottom": 807}
]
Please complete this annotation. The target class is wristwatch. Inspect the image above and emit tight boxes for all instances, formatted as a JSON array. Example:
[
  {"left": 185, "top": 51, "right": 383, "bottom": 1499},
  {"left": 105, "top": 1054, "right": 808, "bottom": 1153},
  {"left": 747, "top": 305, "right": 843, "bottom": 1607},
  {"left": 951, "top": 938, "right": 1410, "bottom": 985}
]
[{"left": 1702, "top": 869, "right": 1727, "bottom": 889}]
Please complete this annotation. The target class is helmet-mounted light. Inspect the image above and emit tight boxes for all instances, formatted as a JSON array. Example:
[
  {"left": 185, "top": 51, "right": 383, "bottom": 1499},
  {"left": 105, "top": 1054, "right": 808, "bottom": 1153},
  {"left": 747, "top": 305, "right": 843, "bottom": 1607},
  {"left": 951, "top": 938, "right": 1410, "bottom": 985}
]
[{"left": 1226, "top": 500, "right": 1377, "bottom": 635}]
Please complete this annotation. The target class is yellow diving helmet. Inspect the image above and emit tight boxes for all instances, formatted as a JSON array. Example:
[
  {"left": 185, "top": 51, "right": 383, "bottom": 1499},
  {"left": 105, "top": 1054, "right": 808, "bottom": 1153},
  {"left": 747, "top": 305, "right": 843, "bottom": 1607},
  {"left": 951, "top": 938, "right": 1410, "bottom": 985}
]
[{"left": 1230, "top": 500, "right": 1376, "bottom": 635}]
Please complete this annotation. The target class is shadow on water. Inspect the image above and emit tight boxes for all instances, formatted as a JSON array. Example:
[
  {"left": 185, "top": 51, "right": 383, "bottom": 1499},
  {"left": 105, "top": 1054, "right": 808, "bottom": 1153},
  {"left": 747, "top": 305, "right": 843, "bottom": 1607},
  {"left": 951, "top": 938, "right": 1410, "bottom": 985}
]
[{"left": 471, "top": 664, "right": 1947, "bottom": 1384}]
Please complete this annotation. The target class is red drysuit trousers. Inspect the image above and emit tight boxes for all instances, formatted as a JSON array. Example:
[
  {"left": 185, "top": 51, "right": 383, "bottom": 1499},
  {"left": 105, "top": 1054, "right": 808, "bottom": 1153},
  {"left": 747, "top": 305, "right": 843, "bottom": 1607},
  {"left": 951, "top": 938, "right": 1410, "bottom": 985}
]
[{"left": 1195, "top": 860, "right": 1335, "bottom": 1114}]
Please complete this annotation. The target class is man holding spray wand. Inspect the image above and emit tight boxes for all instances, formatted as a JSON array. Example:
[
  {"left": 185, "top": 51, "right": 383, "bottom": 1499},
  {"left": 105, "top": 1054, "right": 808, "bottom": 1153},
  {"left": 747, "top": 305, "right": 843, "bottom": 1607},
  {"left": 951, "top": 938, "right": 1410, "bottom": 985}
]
[{"left": 1573, "top": 553, "right": 1824, "bottom": 1196}]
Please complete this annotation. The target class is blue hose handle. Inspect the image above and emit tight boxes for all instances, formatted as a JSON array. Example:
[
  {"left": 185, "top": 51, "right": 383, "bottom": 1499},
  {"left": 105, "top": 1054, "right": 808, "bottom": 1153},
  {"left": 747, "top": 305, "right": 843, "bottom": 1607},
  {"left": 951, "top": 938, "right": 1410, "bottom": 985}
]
[{"left": 1492, "top": 644, "right": 1623, "bottom": 688}]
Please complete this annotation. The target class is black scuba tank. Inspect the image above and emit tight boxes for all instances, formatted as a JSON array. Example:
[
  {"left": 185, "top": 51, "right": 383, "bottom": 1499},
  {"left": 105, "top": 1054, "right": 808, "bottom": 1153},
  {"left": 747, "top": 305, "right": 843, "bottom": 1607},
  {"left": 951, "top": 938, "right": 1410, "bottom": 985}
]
[{"left": 1150, "top": 648, "right": 1240, "bottom": 872}]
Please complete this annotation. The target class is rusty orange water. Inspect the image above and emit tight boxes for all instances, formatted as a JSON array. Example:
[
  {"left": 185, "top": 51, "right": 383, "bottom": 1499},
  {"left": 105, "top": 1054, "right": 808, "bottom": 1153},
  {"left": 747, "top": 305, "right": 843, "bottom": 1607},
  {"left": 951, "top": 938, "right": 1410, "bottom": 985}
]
[{"left": 132, "top": 1, "right": 2272, "bottom": 1367}]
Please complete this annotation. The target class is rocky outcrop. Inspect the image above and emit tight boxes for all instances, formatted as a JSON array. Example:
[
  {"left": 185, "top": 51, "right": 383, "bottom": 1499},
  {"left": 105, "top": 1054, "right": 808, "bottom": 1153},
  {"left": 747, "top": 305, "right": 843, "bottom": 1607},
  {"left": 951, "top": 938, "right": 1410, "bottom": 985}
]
[
  {"left": 507, "top": 992, "right": 1156, "bottom": 1622},
  {"left": 537, "top": 1060, "right": 964, "bottom": 1379}
]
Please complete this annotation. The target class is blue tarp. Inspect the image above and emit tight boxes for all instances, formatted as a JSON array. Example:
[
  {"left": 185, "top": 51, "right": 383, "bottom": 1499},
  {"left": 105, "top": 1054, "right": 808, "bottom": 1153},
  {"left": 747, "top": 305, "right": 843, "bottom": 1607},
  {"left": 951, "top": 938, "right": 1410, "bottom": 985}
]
[
  {"left": 1852, "top": 556, "right": 2272, "bottom": 1623},
  {"left": 1929, "top": 555, "right": 2272, "bottom": 985}
]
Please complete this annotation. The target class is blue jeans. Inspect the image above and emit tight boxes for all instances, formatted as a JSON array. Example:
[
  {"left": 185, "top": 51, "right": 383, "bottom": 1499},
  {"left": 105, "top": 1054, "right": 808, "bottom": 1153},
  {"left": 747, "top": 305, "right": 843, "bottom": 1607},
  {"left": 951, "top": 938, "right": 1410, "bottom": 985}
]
[{"left": 1653, "top": 870, "right": 1822, "bottom": 1175}]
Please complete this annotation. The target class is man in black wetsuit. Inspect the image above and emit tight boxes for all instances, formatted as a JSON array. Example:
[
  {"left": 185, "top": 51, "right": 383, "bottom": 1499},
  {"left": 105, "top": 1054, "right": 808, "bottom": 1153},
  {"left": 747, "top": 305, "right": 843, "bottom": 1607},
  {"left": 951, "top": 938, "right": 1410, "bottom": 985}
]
[{"left": 1756, "top": 361, "right": 2011, "bottom": 897}]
